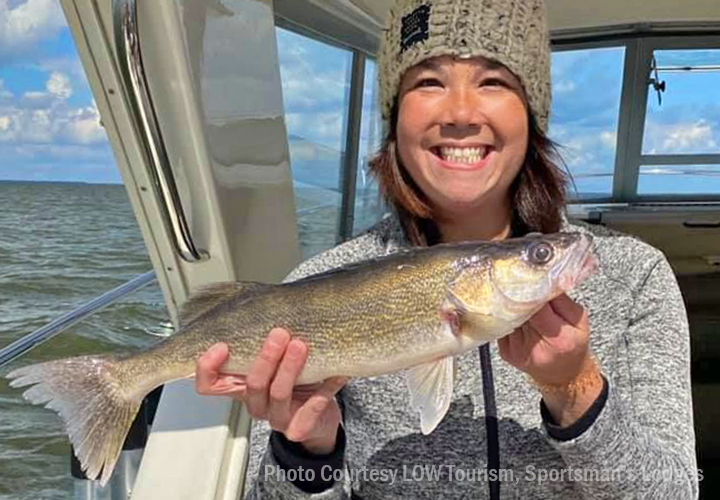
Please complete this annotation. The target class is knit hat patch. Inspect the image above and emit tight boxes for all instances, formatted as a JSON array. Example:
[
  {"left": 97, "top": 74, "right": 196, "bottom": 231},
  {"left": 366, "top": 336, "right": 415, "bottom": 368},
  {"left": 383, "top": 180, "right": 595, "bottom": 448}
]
[
  {"left": 378, "top": 0, "right": 552, "bottom": 132},
  {"left": 401, "top": 5, "right": 431, "bottom": 52}
]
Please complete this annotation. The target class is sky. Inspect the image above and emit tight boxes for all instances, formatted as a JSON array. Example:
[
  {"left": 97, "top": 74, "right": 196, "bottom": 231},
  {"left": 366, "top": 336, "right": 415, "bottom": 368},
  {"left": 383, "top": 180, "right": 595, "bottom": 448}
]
[
  {"left": 0, "top": 0, "right": 113, "bottom": 183},
  {"left": 0, "top": 0, "right": 718, "bottom": 196}
]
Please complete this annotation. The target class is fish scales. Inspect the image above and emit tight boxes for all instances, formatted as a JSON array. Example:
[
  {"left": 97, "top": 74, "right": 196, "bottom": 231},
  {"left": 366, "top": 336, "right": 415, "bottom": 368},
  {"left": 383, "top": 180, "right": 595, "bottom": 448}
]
[
  {"left": 6, "top": 232, "right": 598, "bottom": 485},
  {"left": 137, "top": 245, "right": 476, "bottom": 383}
]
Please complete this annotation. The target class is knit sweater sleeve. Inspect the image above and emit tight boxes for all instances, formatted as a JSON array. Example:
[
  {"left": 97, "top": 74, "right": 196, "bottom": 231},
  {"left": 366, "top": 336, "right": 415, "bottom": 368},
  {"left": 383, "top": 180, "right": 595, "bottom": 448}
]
[
  {"left": 542, "top": 253, "right": 699, "bottom": 499},
  {"left": 242, "top": 419, "right": 349, "bottom": 500}
]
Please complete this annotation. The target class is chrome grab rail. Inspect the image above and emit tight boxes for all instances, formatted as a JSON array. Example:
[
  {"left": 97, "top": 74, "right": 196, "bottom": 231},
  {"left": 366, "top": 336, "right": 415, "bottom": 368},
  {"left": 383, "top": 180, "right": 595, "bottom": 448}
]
[
  {"left": 113, "top": 0, "right": 207, "bottom": 262},
  {"left": 0, "top": 271, "right": 157, "bottom": 369}
]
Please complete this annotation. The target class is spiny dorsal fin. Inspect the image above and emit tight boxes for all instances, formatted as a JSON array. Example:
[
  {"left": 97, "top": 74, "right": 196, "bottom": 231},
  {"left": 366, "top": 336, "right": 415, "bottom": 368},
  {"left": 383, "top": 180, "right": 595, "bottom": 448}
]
[{"left": 180, "top": 282, "right": 266, "bottom": 326}]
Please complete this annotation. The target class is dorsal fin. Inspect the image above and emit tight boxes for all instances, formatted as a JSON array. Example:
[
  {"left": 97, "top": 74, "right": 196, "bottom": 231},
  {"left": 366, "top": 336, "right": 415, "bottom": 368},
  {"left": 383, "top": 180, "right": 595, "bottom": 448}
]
[{"left": 180, "top": 282, "right": 267, "bottom": 326}]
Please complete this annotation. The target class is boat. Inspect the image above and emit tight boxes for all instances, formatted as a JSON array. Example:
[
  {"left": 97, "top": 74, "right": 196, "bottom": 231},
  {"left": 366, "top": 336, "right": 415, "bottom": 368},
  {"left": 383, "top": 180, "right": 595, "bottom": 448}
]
[{"left": 1, "top": 0, "right": 718, "bottom": 498}]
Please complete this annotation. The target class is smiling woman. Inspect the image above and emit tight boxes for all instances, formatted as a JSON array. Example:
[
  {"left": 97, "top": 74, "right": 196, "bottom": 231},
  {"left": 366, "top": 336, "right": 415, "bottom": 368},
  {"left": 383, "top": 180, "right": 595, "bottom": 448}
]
[
  {"left": 372, "top": 55, "right": 566, "bottom": 246},
  {"left": 395, "top": 57, "right": 530, "bottom": 232}
]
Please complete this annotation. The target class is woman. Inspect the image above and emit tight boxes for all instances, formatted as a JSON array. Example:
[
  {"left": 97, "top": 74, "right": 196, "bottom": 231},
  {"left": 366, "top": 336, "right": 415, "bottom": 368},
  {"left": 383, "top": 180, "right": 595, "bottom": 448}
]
[{"left": 196, "top": 0, "right": 699, "bottom": 498}]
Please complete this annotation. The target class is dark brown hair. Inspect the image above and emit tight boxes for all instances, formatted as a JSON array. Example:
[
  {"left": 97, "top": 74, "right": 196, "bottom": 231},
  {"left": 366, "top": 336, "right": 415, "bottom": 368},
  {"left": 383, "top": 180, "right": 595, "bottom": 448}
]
[{"left": 368, "top": 101, "right": 568, "bottom": 246}]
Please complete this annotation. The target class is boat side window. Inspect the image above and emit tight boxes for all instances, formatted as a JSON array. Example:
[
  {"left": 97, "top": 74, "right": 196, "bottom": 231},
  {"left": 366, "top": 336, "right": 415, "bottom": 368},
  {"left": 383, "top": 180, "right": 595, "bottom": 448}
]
[
  {"left": 276, "top": 28, "right": 353, "bottom": 258},
  {"left": 548, "top": 46, "right": 626, "bottom": 202},
  {"left": 353, "top": 58, "right": 386, "bottom": 236},
  {"left": 638, "top": 49, "right": 720, "bottom": 196}
]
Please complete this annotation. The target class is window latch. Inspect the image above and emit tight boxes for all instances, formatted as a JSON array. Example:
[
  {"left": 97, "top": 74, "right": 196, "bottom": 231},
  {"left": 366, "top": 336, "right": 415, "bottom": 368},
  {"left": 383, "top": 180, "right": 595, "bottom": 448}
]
[{"left": 648, "top": 56, "right": 666, "bottom": 106}]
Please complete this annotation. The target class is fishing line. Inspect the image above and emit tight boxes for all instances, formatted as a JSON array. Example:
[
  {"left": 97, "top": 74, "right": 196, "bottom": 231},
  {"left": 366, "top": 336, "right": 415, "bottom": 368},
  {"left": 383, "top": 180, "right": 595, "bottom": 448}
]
[{"left": 479, "top": 343, "right": 500, "bottom": 500}]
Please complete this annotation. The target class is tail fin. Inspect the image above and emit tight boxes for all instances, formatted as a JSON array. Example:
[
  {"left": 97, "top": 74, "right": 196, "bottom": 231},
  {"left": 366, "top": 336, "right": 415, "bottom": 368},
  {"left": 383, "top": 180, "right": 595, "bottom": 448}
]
[{"left": 7, "top": 355, "right": 144, "bottom": 486}]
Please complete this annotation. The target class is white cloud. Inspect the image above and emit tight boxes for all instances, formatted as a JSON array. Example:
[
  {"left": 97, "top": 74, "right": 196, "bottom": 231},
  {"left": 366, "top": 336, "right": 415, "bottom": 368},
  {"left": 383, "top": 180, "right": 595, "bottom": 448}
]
[
  {"left": 662, "top": 121, "right": 717, "bottom": 152},
  {"left": 276, "top": 30, "right": 350, "bottom": 115},
  {"left": 280, "top": 64, "right": 349, "bottom": 112},
  {"left": 554, "top": 80, "right": 576, "bottom": 94},
  {"left": 600, "top": 131, "right": 617, "bottom": 150},
  {"left": 549, "top": 124, "right": 617, "bottom": 181},
  {"left": 61, "top": 103, "right": 105, "bottom": 144},
  {"left": 645, "top": 119, "right": 719, "bottom": 154},
  {"left": 0, "top": 0, "right": 66, "bottom": 60},
  {"left": 23, "top": 91, "right": 45, "bottom": 99},
  {"left": 47, "top": 71, "right": 72, "bottom": 99},
  {"left": 286, "top": 111, "right": 345, "bottom": 149},
  {"left": 38, "top": 57, "right": 85, "bottom": 81},
  {"left": 0, "top": 78, "right": 12, "bottom": 99},
  {"left": 20, "top": 71, "right": 72, "bottom": 106},
  {"left": 0, "top": 71, "right": 105, "bottom": 146}
]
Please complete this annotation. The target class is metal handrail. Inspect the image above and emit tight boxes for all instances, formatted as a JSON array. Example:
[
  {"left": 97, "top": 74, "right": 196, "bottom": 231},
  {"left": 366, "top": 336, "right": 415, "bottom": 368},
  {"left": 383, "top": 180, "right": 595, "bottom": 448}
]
[
  {"left": 0, "top": 271, "right": 157, "bottom": 369},
  {"left": 113, "top": 0, "right": 207, "bottom": 262}
]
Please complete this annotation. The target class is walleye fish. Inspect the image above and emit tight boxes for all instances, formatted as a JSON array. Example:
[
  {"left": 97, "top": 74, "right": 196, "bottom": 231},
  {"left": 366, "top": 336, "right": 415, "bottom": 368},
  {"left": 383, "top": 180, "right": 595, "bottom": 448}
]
[{"left": 7, "top": 232, "right": 597, "bottom": 485}]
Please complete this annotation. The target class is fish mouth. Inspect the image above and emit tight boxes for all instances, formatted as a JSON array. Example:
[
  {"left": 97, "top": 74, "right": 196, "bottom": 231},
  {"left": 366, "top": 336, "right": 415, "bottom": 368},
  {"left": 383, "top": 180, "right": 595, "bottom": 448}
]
[{"left": 552, "top": 234, "right": 597, "bottom": 292}]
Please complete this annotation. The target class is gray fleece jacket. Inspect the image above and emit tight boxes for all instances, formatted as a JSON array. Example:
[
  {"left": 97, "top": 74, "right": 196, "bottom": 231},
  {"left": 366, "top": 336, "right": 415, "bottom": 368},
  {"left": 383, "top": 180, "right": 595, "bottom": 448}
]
[{"left": 243, "top": 215, "right": 699, "bottom": 499}]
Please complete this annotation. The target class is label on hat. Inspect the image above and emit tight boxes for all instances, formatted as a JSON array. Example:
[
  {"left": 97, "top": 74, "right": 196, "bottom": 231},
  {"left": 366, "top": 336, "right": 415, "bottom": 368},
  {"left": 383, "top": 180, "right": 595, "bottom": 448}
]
[{"left": 401, "top": 5, "right": 430, "bottom": 53}]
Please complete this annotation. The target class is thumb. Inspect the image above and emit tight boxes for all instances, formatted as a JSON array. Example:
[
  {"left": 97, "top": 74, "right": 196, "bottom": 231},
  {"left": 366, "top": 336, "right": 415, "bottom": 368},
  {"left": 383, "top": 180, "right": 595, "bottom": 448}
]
[{"left": 196, "top": 343, "right": 229, "bottom": 393}]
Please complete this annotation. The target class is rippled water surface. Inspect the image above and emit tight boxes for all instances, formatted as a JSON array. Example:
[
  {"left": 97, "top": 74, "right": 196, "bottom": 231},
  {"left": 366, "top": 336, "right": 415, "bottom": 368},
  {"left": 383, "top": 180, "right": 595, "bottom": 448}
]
[{"left": 0, "top": 181, "right": 169, "bottom": 499}]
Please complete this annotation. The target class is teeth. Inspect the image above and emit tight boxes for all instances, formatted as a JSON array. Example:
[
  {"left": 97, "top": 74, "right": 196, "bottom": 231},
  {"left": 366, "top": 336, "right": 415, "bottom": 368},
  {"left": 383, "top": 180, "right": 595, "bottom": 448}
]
[{"left": 438, "top": 147, "right": 488, "bottom": 164}]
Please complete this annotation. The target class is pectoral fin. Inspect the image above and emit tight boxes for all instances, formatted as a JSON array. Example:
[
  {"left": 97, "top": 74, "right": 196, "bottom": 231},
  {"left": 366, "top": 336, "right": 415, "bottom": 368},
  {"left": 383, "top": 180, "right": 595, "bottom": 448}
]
[{"left": 405, "top": 356, "right": 454, "bottom": 434}]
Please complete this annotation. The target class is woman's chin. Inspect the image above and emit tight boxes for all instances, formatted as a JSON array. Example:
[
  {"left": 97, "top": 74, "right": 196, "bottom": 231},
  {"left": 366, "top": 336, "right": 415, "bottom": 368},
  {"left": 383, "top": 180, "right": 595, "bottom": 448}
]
[{"left": 433, "top": 195, "right": 493, "bottom": 216}]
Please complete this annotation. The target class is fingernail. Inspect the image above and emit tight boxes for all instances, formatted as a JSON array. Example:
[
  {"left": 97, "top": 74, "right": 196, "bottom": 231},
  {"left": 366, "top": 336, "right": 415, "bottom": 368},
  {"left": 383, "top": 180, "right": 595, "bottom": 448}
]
[
  {"left": 268, "top": 329, "right": 290, "bottom": 346},
  {"left": 287, "top": 340, "right": 306, "bottom": 358},
  {"left": 208, "top": 343, "right": 226, "bottom": 355}
]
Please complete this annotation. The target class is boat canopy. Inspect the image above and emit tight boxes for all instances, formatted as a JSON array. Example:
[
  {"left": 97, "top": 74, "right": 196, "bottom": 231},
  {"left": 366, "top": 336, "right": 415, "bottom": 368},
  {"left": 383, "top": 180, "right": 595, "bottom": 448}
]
[{"left": 275, "top": 0, "right": 720, "bottom": 54}]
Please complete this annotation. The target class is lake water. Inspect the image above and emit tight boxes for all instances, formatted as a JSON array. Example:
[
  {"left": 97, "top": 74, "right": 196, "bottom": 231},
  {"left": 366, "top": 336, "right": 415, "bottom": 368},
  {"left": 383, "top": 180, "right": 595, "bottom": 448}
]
[{"left": 0, "top": 181, "right": 169, "bottom": 500}]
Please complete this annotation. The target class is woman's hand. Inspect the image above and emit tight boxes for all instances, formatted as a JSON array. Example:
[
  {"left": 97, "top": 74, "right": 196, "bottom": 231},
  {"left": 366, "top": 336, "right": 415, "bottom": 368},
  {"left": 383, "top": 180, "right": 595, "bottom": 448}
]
[
  {"left": 498, "top": 294, "right": 603, "bottom": 427},
  {"left": 195, "top": 328, "right": 347, "bottom": 454}
]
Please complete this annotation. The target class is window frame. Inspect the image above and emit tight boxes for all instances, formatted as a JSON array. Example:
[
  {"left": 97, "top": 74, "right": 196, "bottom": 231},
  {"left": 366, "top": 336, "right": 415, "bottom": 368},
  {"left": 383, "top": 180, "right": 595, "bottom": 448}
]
[
  {"left": 274, "top": 25, "right": 358, "bottom": 248},
  {"left": 554, "top": 34, "right": 720, "bottom": 203},
  {"left": 550, "top": 40, "right": 631, "bottom": 203},
  {"left": 631, "top": 36, "right": 720, "bottom": 202}
]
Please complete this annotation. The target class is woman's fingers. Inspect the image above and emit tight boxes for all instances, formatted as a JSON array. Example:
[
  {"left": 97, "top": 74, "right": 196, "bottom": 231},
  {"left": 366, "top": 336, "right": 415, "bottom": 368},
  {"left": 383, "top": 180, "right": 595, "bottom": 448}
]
[
  {"left": 267, "top": 339, "right": 308, "bottom": 431},
  {"left": 285, "top": 377, "right": 347, "bottom": 442},
  {"left": 246, "top": 328, "right": 291, "bottom": 418},
  {"left": 499, "top": 325, "right": 537, "bottom": 369},
  {"left": 206, "top": 374, "right": 248, "bottom": 398},
  {"left": 196, "top": 329, "right": 345, "bottom": 446},
  {"left": 195, "top": 343, "right": 230, "bottom": 395},
  {"left": 527, "top": 303, "right": 563, "bottom": 337},
  {"left": 549, "top": 293, "right": 586, "bottom": 327}
]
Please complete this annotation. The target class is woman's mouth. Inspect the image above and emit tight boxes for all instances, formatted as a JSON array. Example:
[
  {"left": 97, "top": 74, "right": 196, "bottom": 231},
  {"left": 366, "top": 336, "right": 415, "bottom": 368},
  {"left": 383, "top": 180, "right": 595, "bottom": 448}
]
[{"left": 431, "top": 146, "right": 495, "bottom": 170}]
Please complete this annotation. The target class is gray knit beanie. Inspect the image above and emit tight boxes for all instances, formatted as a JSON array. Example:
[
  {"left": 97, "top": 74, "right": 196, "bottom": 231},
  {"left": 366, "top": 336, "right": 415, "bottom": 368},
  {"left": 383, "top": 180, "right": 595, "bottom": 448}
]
[{"left": 378, "top": 0, "right": 552, "bottom": 131}]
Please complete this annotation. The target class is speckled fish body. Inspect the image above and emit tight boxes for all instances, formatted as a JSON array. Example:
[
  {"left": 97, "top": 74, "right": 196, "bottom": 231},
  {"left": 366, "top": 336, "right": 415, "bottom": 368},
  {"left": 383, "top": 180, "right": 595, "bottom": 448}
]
[{"left": 7, "top": 232, "right": 597, "bottom": 485}]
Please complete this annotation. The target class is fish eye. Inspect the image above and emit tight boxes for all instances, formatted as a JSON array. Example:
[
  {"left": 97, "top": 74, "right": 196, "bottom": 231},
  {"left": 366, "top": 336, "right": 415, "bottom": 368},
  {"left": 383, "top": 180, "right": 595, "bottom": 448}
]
[{"left": 528, "top": 242, "right": 554, "bottom": 265}]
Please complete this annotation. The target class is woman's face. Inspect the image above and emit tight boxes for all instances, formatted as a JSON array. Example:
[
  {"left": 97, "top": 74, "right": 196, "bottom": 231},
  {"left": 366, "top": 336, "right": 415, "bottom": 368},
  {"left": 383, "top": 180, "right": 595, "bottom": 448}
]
[{"left": 396, "top": 56, "right": 529, "bottom": 219}]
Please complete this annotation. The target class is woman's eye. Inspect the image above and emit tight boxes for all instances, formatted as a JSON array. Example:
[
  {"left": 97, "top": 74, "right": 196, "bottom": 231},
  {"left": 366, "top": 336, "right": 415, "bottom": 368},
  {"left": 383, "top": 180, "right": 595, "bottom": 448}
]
[
  {"left": 481, "top": 78, "right": 509, "bottom": 88},
  {"left": 416, "top": 78, "right": 442, "bottom": 88}
]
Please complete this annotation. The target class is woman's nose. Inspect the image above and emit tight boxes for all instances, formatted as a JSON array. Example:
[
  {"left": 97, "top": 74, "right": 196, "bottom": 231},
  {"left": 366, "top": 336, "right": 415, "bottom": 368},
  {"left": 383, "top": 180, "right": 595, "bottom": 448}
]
[{"left": 439, "top": 86, "right": 483, "bottom": 129}]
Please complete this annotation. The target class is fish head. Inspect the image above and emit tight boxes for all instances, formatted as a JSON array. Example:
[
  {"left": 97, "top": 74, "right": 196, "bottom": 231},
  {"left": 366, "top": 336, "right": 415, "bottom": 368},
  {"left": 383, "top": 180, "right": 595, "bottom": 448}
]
[{"left": 446, "top": 232, "right": 597, "bottom": 339}]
